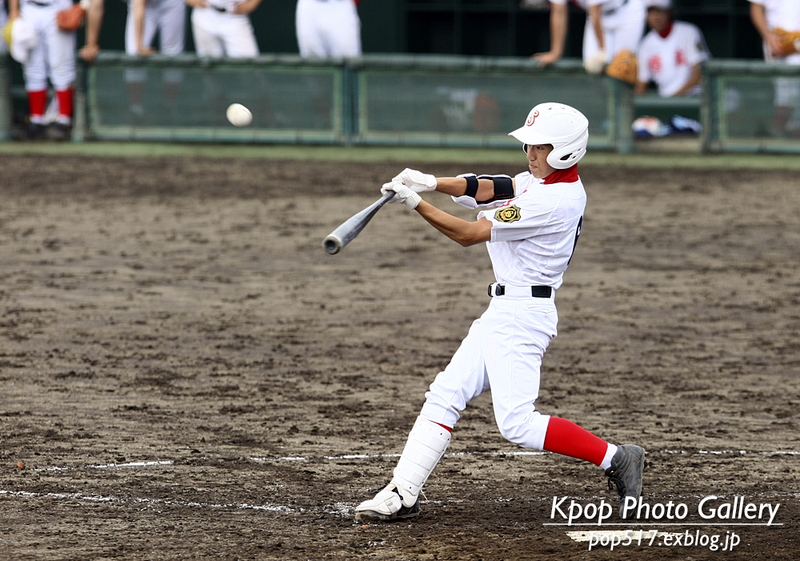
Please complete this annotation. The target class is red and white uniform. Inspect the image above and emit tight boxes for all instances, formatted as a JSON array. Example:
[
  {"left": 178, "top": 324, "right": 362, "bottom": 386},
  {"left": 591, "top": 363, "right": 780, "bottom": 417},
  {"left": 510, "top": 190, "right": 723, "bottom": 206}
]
[
  {"left": 550, "top": 0, "right": 646, "bottom": 63},
  {"left": 420, "top": 170, "right": 586, "bottom": 450},
  {"left": 295, "top": 0, "right": 361, "bottom": 58},
  {"left": 14, "top": 0, "right": 76, "bottom": 125},
  {"left": 190, "top": 0, "right": 259, "bottom": 58},
  {"left": 637, "top": 21, "right": 709, "bottom": 97}
]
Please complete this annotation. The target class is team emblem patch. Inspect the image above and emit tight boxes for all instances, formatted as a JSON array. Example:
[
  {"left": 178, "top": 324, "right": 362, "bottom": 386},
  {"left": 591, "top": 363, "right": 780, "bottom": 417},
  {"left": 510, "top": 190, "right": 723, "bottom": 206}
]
[{"left": 494, "top": 205, "right": 521, "bottom": 223}]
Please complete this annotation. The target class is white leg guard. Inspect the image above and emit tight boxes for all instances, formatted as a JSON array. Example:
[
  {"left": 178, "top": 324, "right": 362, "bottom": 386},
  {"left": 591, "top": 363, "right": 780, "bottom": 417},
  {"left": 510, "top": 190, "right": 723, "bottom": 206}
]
[
  {"left": 354, "top": 416, "right": 451, "bottom": 522},
  {"left": 392, "top": 416, "right": 452, "bottom": 497}
]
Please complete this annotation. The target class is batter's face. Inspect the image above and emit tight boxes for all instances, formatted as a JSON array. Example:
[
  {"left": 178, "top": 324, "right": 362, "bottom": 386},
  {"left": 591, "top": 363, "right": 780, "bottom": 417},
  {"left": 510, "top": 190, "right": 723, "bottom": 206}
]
[{"left": 526, "top": 144, "right": 557, "bottom": 179}]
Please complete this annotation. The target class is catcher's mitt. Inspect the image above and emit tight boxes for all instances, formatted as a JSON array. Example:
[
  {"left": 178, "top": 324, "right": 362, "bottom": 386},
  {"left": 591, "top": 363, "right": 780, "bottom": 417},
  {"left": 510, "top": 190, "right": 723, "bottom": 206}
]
[
  {"left": 774, "top": 28, "right": 800, "bottom": 55},
  {"left": 56, "top": 4, "right": 86, "bottom": 32},
  {"left": 605, "top": 49, "right": 638, "bottom": 85}
]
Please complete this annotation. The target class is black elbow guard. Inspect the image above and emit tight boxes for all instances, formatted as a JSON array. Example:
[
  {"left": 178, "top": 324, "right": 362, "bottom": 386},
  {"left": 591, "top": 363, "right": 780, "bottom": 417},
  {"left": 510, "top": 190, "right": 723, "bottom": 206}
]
[
  {"left": 478, "top": 174, "right": 514, "bottom": 202},
  {"left": 452, "top": 173, "right": 515, "bottom": 209}
]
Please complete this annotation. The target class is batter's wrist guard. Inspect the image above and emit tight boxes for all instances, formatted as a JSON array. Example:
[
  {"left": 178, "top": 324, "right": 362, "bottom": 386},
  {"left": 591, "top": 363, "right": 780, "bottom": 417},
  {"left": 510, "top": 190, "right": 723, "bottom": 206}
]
[{"left": 451, "top": 173, "right": 515, "bottom": 209}]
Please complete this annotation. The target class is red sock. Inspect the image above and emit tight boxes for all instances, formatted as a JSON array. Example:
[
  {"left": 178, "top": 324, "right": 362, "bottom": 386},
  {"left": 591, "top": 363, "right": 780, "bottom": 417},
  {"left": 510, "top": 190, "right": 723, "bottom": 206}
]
[
  {"left": 56, "top": 89, "right": 74, "bottom": 121},
  {"left": 434, "top": 422, "right": 452, "bottom": 433},
  {"left": 28, "top": 90, "right": 47, "bottom": 119},
  {"left": 543, "top": 417, "right": 608, "bottom": 466}
]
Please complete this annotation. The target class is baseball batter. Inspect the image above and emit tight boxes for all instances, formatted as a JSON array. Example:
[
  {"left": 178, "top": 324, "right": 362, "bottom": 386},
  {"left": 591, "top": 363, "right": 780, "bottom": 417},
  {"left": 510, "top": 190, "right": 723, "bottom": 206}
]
[
  {"left": 186, "top": 0, "right": 261, "bottom": 58},
  {"left": 534, "top": 0, "right": 646, "bottom": 74},
  {"left": 354, "top": 102, "right": 645, "bottom": 522},
  {"left": 635, "top": 0, "right": 710, "bottom": 97},
  {"left": 8, "top": 0, "right": 77, "bottom": 139},
  {"left": 295, "top": 0, "right": 361, "bottom": 58},
  {"left": 749, "top": 0, "right": 800, "bottom": 136}
]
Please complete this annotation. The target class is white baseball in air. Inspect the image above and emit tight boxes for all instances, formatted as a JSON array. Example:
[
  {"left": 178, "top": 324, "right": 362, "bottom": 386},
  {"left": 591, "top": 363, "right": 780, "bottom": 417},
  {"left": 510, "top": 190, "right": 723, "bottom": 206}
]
[{"left": 226, "top": 103, "right": 252, "bottom": 127}]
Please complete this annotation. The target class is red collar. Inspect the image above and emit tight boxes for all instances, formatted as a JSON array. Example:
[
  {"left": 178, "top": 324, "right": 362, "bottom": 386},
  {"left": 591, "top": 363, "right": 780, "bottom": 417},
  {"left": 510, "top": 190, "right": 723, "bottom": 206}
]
[
  {"left": 658, "top": 21, "right": 674, "bottom": 39},
  {"left": 542, "top": 164, "right": 579, "bottom": 185}
]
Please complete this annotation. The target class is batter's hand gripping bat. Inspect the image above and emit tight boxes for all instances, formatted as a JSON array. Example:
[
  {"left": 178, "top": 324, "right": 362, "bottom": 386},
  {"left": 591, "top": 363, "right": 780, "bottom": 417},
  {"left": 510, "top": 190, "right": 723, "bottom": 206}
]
[{"left": 323, "top": 190, "right": 396, "bottom": 255}]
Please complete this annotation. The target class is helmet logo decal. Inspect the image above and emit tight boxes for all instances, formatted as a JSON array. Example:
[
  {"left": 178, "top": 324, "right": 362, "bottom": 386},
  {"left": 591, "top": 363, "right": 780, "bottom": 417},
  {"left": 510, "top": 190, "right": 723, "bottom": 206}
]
[
  {"left": 494, "top": 205, "right": 522, "bottom": 223},
  {"left": 526, "top": 110, "right": 539, "bottom": 126}
]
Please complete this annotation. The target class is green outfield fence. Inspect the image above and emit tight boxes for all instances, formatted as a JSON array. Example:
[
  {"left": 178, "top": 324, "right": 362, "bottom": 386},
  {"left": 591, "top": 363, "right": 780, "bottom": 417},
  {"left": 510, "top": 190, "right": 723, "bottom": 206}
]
[{"left": 3, "top": 54, "right": 800, "bottom": 154}]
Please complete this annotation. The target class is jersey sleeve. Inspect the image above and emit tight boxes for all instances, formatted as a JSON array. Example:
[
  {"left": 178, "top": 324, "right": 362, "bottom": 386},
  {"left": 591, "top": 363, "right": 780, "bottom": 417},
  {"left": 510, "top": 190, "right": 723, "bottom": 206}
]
[{"left": 685, "top": 24, "right": 711, "bottom": 65}]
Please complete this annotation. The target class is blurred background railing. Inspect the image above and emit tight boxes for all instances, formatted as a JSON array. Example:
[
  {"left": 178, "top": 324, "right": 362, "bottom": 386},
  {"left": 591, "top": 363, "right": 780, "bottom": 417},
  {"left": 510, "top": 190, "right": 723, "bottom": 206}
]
[{"left": 32, "top": 54, "right": 796, "bottom": 154}]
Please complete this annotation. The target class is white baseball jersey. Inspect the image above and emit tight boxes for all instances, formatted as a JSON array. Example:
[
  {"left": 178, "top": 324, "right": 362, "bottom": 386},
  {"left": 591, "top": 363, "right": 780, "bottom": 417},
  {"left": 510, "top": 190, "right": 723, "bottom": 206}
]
[
  {"left": 420, "top": 169, "right": 586, "bottom": 449},
  {"left": 478, "top": 172, "right": 586, "bottom": 290},
  {"left": 637, "top": 21, "right": 710, "bottom": 97},
  {"left": 295, "top": 0, "right": 361, "bottom": 58},
  {"left": 18, "top": 0, "right": 76, "bottom": 91},
  {"left": 549, "top": 0, "right": 646, "bottom": 62},
  {"left": 190, "top": 1, "right": 259, "bottom": 58}
]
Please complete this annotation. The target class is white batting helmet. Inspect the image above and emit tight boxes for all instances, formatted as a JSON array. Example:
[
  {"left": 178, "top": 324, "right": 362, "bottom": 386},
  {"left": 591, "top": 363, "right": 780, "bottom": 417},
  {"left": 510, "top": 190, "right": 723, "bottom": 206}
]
[{"left": 508, "top": 102, "right": 589, "bottom": 169}]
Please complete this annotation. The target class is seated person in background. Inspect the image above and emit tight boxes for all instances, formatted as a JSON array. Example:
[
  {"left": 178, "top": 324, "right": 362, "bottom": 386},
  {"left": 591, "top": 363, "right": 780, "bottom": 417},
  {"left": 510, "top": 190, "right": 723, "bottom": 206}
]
[{"left": 635, "top": 0, "right": 710, "bottom": 97}]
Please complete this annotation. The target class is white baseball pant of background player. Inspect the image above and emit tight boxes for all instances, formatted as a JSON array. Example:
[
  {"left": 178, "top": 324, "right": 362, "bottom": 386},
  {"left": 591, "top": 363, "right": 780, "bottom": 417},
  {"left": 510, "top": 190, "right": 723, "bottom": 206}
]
[
  {"left": 749, "top": 0, "right": 800, "bottom": 135},
  {"left": 124, "top": 0, "right": 185, "bottom": 117},
  {"left": 542, "top": 0, "right": 646, "bottom": 72},
  {"left": 10, "top": 0, "right": 76, "bottom": 130},
  {"left": 353, "top": 103, "right": 645, "bottom": 523},
  {"left": 189, "top": 0, "right": 260, "bottom": 58},
  {"left": 295, "top": 0, "right": 361, "bottom": 58}
]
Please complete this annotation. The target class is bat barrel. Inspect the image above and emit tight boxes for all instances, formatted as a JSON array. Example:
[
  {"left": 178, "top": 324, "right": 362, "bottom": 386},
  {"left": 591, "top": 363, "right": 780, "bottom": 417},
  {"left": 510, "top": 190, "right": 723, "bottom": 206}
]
[{"left": 322, "top": 191, "right": 395, "bottom": 255}]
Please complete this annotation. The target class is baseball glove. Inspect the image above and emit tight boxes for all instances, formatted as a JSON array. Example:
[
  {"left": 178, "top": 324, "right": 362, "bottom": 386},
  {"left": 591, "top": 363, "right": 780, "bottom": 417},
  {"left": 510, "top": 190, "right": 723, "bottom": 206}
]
[
  {"left": 605, "top": 49, "right": 637, "bottom": 85},
  {"left": 774, "top": 28, "right": 800, "bottom": 55},
  {"left": 56, "top": 4, "right": 86, "bottom": 32}
]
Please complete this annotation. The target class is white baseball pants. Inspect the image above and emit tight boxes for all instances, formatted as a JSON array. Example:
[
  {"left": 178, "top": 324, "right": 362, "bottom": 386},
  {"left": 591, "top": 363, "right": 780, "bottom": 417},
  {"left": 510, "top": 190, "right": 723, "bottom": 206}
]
[
  {"left": 191, "top": 8, "right": 258, "bottom": 58},
  {"left": 20, "top": 1, "right": 76, "bottom": 92},
  {"left": 420, "top": 292, "right": 558, "bottom": 451},
  {"left": 582, "top": 0, "right": 646, "bottom": 63},
  {"left": 295, "top": 0, "right": 361, "bottom": 58}
]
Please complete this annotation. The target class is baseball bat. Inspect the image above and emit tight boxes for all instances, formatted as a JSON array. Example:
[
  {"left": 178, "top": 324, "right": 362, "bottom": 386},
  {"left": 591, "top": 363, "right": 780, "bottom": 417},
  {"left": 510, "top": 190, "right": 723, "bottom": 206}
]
[{"left": 323, "top": 190, "right": 396, "bottom": 255}]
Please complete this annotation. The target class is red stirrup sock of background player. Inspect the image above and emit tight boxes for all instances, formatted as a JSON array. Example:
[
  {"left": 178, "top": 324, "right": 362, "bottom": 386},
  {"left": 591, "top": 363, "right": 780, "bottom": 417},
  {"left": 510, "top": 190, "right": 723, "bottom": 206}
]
[
  {"left": 27, "top": 90, "right": 47, "bottom": 122},
  {"left": 56, "top": 89, "right": 74, "bottom": 123},
  {"left": 543, "top": 416, "right": 609, "bottom": 466}
]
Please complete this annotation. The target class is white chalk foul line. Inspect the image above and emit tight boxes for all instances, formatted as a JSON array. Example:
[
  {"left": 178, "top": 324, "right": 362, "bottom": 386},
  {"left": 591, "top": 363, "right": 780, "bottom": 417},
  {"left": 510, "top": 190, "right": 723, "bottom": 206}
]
[
  {"left": 25, "top": 449, "right": 799, "bottom": 474},
  {"left": 35, "top": 460, "right": 174, "bottom": 472},
  {"left": 0, "top": 489, "right": 295, "bottom": 513}
]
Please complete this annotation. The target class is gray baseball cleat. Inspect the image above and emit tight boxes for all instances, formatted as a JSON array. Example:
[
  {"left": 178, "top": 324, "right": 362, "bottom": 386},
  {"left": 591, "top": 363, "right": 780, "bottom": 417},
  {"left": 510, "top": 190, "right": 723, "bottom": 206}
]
[
  {"left": 354, "top": 482, "right": 420, "bottom": 522},
  {"left": 605, "top": 444, "right": 646, "bottom": 519}
]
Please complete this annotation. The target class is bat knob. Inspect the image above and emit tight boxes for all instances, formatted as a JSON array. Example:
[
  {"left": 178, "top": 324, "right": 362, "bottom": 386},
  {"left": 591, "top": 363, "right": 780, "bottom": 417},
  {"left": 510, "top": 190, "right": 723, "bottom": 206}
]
[{"left": 323, "top": 236, "right": 341, "bottom": 255}]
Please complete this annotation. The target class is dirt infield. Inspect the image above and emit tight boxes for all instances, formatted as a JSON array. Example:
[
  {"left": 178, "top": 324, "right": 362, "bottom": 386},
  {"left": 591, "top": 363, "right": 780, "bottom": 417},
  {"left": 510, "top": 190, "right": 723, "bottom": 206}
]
[{"left": 1, "top": 154, "right": 798, "bottom": 560}]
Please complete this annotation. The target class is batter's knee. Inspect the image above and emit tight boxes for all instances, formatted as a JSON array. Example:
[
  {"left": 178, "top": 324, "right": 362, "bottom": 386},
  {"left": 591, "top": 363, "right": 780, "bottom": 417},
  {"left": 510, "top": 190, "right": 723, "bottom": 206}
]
[{"left": 497, "top": 412, "right": 550, "bottom": 450}]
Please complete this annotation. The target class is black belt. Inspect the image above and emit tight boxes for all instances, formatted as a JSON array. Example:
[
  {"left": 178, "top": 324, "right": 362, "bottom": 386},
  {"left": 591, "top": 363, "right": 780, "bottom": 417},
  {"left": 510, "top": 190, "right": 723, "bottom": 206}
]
[
  {"left": 488, "top": 283, "right": 552, "bottom": 298},
  {"left": 28, "top": 0, "right": 52, "bottom": 6},
  {"left": 212, "top": 5, "right": 227, "bottom": 12}
]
